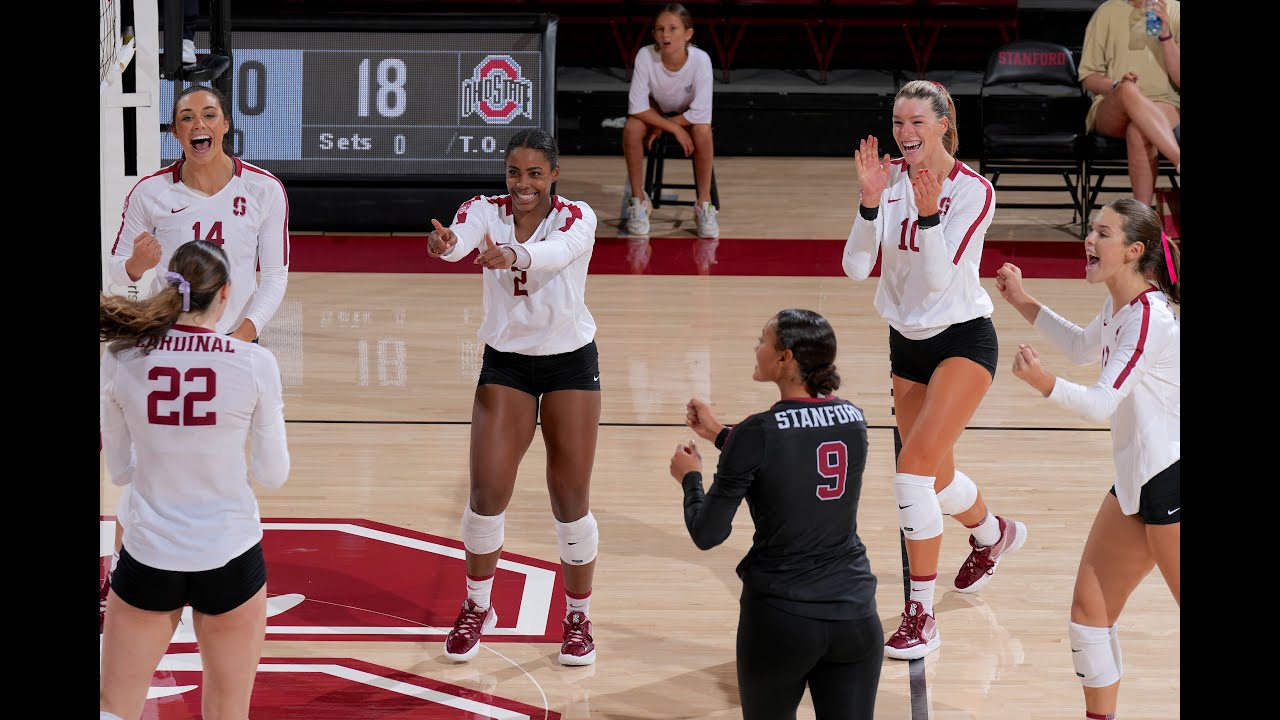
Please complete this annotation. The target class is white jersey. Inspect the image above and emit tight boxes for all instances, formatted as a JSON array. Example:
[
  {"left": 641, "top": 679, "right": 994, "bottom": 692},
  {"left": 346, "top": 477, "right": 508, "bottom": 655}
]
[
  {"left": 1035, "top": 287, "right": 1180, "bottom": 515},
  {"left": 842, "top": 158, "right": 996, "bottom": 340},
  {"left": 108, "top": 158, "right": 290, "bottom": 336},
  {"left": 628, "top": 45, "right": 714, "bottom": 124},
  {"left": 100, "top": 325, "right": 290, "bottom": 571},
  {"left": 441, "top": 195, "right": 598, "bottom": 355}
]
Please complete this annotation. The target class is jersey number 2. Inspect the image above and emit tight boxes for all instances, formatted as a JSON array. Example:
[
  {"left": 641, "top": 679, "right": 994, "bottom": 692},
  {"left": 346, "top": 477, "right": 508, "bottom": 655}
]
[
  {"left": 815, "top": 440, "right": 849, "bottom": 501},
  {"left": 148, "top": 366, "right": 217, "bottom": 426},
  {"left": 513, "top": 270, "right": 528, "bottom": 296}
]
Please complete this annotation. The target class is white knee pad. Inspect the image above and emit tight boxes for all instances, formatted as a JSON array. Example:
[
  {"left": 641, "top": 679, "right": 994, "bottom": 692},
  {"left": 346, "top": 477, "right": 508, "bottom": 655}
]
[
  {"left": 555, "top": 511, "right": 599, "bottom": 566},
  {"left": 894, "top": 473, "right": 944, "bottom": 540},
  {"left": 936, "top": 470, "right": 979, "bottom": 516},
  {"left": 1108, "top": 623, "right": 1123, "bottom": 678},
  {"left": 461, "top": 507, "right": 506, "bottom": 555},
  {"left": 1069, "top": 621, "right": 1121, "bottom": 688},
  {"left": 101, "top": 713, "right": 126, "bottom": 720}
]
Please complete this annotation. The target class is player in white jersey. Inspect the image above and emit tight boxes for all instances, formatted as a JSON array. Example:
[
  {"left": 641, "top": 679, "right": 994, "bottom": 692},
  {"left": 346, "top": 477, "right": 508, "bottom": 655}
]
[
  {"left": 427, "top": 128, "right": 602, "bottom": 666},
  {"left": 623, "top": 3, "right": 719, "bottom": 238},
  {"left": 100, "top": 84, "right": 291, "bottom": 630},
  {"left": 99, "top": 240, "right": 290, "bottom": 720},
  {"left": 996, "top": 199, "right": 1179, "bottom": 720},
  {"left": 842, "top": 80, "right": 1028, "bottom": 660}
]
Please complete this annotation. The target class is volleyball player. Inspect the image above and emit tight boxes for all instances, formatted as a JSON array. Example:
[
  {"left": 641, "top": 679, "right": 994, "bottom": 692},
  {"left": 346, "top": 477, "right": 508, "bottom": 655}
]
[
  {"left": 427, "top": 128, "right": 602, "bottom": 666},
  {"left": 672, "top": 309, "right": 880, "bottom": 719},
  {"left": 995, "top": 198, "right": 1179, "bottom": 720},
  {"left": 842, "top": 80, "right": 1028, "bottom": 660},
  {"left": 99, "top": 240, "right": 289, "bottom": 720},
  {"left": 101, "top": 84, "right": 291, "bottom": 631}
]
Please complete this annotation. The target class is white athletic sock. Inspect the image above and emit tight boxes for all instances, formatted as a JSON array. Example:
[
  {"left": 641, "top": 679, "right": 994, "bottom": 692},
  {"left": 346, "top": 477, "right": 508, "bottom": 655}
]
[
  {"left": 466, "top": 573, "right": 494, "bottom": 611},
  {"left": 969, "top": 511, "right": 1001, "bottom": 548},
  {"left": 566, "top": 589, "right": 591, "bottom": 617},
  {"left": 909, "top": 574, "right": 937, "bottom": 615}
]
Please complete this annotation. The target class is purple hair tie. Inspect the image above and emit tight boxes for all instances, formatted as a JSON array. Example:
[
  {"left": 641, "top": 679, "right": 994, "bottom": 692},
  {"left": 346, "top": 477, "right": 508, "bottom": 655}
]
[
  {"left": 1160, "top": 232, "right": 1178, "bottom": 284},
  {"left": 164, "top": 271, "right": 191, "bottom": 311}
]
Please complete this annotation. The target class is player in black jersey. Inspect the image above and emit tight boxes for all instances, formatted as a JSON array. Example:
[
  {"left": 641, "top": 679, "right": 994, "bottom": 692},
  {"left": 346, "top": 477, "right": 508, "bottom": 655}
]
[{"left": 669, "top": 309, "right": 880, "bottom": 720}]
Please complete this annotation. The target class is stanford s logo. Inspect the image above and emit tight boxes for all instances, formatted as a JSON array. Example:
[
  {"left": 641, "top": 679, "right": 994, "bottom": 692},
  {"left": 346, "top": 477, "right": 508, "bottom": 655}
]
[
  {"left": 461, "top": 55, "right": 535, "bottom": 125},
  {"left": 232, "top": 196, "right": 247, "bottom": 217},
  {"left": 939, "top": 197, "right": 952, "bottom": 216}
]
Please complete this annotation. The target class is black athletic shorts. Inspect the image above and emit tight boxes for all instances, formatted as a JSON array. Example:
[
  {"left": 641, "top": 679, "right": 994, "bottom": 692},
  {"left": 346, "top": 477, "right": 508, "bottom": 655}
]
[
  {"left": 1111, "top": 459, "right": 1180, "bottom": 525},
  {"left": 112, "top": 542, "right": 267, "bottom": 615},
  {"left": 478, "top": 341, "right": 601, "bottom": 396},
  {"left": 889, "top": 316, "right": 999, "bottom": 384}
]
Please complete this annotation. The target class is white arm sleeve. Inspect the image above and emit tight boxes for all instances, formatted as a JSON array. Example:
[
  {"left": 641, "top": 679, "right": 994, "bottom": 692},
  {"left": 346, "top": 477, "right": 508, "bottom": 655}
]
[
  {"left": 239, "top": 184, "right": 290, "bottom": 334},
  {"left": 842, "top": 209, "right": 882, "bottom": 281},
  {"left": 249, "top": 349, "right": 290, "bottom": 489},
  {"left": 440, "top": 196, "right": 493, "bottom": 262},
  {"left": 1046, "top": 305, "right": 1173, "bottom": 424},
  {"left": 524, "top": 201, "right": 597, "bottom": 272},
  {"left": 1035, "top": 306, "right": 1104, "bottom": 365},
  {"left": 99, "top": 351, "right": 137, "bottom": 487},
  {"left": 107, "top": 180, "right": 157, "bottom": 287}
]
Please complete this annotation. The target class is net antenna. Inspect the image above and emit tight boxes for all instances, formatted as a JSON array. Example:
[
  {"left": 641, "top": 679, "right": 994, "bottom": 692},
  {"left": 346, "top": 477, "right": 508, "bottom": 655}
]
[{"left": 100, "top": 0, "right": 161, "bottom": 294}]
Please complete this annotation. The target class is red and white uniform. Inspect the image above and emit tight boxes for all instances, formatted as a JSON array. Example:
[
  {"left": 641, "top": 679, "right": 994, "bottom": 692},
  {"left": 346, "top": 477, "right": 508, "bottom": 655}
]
[
  {"left": 440, "top": 195, "right": 598, "bottom": 356},
  {"left": 1034, "top": 287, "right": 1180, "bottom": 515},
  {"left": 100, "top": 325, "right": 290, "bottom": 571},
  {"left": 108, "top": 158, "right": 290, "bottom": 336},
  {"left": 842, "top": 158, "right": 996, "bottom": 340}
]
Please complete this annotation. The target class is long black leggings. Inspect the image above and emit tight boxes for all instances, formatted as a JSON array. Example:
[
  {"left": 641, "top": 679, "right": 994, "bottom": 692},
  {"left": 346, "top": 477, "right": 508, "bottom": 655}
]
[{"left": 736, "top": 591, "right": 882, "bottom": 720}]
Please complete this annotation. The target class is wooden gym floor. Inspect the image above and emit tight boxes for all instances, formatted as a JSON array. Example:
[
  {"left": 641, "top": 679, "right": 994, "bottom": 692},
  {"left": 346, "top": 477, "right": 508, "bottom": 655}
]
[{"left": 100, "top": 155, "right": 1179, "bottom": 719}]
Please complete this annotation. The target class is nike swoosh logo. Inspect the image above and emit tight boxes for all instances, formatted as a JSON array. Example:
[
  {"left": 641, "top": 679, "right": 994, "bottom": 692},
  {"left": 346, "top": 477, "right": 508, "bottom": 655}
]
[
  {"left": 170, "top": 206, "right": 190, "bottom": 213},
  {"left": 888, "top": 198, "right": 901, "bottom": 203},
  {"left": 567, "top": 541, "right": 579, "bottom": 545},
  {"left": 1167, "top": 507, "right": 1179, "bottom": 515},
  {"left": 1071, "top": 649, "right": 1082, "bottom": 653},
  {"left": 898, "top": 504, "right": 912, "bottom": 509},
  {"left": 593, "top": 375, "right": 600, "bottom": 381}
]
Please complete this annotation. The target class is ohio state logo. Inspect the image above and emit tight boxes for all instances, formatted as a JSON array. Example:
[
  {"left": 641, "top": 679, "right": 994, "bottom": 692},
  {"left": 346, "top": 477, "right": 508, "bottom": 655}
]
[{"left": 461, "top": 55, "right": 534, "bottom": 125}]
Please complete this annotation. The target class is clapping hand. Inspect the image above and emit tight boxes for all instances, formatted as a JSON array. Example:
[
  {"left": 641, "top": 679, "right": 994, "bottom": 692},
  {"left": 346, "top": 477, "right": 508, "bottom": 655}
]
[
  {"left": 854, "top": 135, "right": 891, "bottom": 206},
  {"left": 911, "top": 167, "right": 942, "bottom": 217}
]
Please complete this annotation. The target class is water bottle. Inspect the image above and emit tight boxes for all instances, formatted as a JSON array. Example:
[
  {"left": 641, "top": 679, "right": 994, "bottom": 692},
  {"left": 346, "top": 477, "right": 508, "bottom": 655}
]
[{"left": 1145, "top": 0, "right": 1162, "bottom": 37}]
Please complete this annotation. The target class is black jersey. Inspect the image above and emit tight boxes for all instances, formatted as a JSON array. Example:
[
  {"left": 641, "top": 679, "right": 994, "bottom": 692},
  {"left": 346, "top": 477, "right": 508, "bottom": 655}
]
[{"left": 681, "top": 396, "right": 876, "bottom": 620}]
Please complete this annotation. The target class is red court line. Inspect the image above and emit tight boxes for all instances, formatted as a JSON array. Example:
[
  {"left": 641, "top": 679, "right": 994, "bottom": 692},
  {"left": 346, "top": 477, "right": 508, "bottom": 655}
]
[{"left": 290, "top": 235, "right": 1086, "bottom": 279}]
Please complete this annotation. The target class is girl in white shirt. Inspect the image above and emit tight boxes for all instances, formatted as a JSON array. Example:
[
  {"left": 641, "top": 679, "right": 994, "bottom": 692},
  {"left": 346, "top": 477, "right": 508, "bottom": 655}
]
[
  {"left": 428, "top": 128, "right": 602, "bottom": 667},
  {"left": 843, "top": 80, "right": 1028, "bottom": 661},
  {"left": 623, "top": 3, "right": 719, "bottom": 238},
  {"left": 101, "top": 84, "right": 291, "bottom": 629},
  {"left": 99, "top": 239, "right": 289, "bottom": 720},
  {"left": 996, "top": 198, "right": 1179, "bottom": 720}
]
